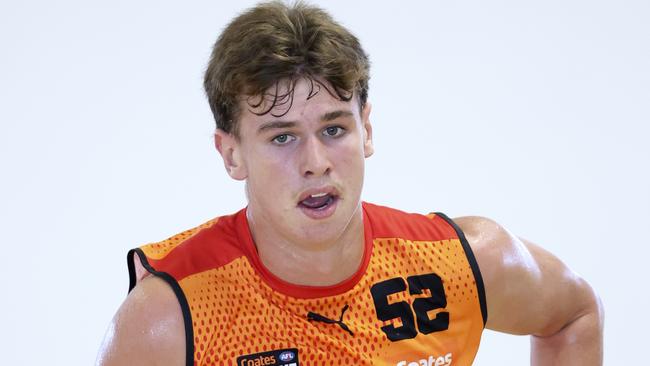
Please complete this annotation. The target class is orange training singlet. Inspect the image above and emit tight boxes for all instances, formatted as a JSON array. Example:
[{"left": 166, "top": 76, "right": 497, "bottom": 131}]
[{"left": 127, "top": 202, "right": 487, "bottom": 366}]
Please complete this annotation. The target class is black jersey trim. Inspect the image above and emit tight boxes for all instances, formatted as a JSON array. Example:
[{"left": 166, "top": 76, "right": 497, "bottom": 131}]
[
  {"left": 434, "top": 212, "right": 488, "bottom": 326},
  {"left": 127, "top": 248, "right": 194, "bottom": 366}
]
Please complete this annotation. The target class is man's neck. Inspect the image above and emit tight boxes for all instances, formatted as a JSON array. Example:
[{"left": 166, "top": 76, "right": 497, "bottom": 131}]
[{"left": 246, "top": 206, "right": 366, "bottom": 287}]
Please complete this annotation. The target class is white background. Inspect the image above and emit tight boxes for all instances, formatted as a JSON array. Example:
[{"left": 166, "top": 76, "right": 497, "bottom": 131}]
[{"left": 1, "top": 0, "right": 648, "bottom": 365}]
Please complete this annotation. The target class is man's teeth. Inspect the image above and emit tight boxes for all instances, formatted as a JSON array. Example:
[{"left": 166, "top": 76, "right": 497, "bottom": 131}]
[{"left": 310, "top": 192, "right": 328, "bottom": 198}]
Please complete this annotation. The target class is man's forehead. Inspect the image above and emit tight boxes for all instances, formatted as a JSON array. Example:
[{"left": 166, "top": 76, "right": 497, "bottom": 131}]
[{"left": 239, "top": 77, "right": 358, "bottom": 122}]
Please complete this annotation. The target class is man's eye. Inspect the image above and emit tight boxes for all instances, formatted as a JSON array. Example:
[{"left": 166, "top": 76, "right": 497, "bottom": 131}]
[
  {"left": 272, "top": 134, "right": 294, "bottom": 144},
  {"left": 323, "top": 126, "right": 344, "bottom": 137}
]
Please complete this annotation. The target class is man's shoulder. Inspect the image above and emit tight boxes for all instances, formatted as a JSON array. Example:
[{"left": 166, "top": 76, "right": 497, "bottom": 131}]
[
  {"left": 138, "top": 209, "right": 243, "bottom": 258},
  {"left": 130, "top": 209, "right": 248, "bottom": 284},
  {"left": 98, "top": 211, "right": 250, "bottom": 365},
  {"left": 363, "top": 201, "right": 459, "bottom": 240},
  {"left": 96, "top": 276, "right": 186, "bottom": 365},
  {"left": 451, "top": 216, "right": 517, "bottom": 259}
]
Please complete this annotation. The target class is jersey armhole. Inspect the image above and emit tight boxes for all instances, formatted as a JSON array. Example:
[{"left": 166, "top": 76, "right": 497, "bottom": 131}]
[
  {"left": 127, "top": 248, "right": 195, "bottom": 366},
  {"left": 434, "top": 213, "right": 488, "bottom": 327}
]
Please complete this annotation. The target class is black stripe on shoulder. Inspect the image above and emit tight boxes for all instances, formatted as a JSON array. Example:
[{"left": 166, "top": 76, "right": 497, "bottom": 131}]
[
  {"left": 127, "top": 248, "right": 195, "bottom": 366},
  {"left": 434, "top": 212, "right": 488, "bottom": 326}
]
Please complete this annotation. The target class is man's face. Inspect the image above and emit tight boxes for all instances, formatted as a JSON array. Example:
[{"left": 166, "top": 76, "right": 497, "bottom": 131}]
[{"left": 215, "top": 78, "right": 373, "bottom": 247}]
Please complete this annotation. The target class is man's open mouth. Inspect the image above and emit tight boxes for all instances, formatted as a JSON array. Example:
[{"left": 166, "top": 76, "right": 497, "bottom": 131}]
[{"left": 299, "top": 192, "right": 337, "bottom": 210}]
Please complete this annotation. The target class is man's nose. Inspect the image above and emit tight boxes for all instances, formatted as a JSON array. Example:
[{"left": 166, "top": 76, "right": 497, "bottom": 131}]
[{"left": 299, "top": 136, "right": 331, "bottom": 177}]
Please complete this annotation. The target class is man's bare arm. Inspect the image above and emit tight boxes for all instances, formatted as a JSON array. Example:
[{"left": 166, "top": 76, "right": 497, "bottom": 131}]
[
  {"left": 455, "top": 216, "right": 604, "bottom": 365},
  {"left": 95, "top": 275, "right": 186, "bottom": 366}
]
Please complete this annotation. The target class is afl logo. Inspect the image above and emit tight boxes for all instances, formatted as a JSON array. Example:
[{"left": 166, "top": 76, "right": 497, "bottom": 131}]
[{"left": 279, "top": 351, "right": 295, "bottom": 362}]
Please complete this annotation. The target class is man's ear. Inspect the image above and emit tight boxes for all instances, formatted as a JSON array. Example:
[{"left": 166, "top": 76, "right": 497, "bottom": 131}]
[
  {"left": 214, "top": 129, "right": 248, "bottom": 180},
  {"left": 361, "top": 102, "right": 374, "bottom": 158}
]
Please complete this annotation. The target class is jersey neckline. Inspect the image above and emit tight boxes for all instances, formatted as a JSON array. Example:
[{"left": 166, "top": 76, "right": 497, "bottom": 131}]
[{"left": 233, "top": 202, "right": 374, "bottom": 299}]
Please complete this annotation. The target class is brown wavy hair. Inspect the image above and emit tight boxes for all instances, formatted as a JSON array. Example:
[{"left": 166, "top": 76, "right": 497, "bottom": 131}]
[{"left": 203, "top": 1, "right": 370, "bottom": 136}]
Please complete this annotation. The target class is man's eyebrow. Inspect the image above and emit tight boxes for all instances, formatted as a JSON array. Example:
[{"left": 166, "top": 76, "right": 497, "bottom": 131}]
[
  {"left": 257, "top": 121, "right": 296, "bottom": 134},
  {"left": 321, "top": 110, "right": 353, "bottom": 122},
  {"left": 256, "top": 110, "right": 353, "bottom": 134}
]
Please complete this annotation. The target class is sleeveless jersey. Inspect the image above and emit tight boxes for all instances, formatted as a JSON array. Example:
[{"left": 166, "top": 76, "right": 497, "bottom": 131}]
[{"left": 127, "top": 202, "right": 487, "bottom": 366}]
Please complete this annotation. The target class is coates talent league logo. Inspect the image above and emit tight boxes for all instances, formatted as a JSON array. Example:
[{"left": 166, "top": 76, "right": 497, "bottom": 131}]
[{"left": 237, "top": 348, "right": 299, "bottom": 366}]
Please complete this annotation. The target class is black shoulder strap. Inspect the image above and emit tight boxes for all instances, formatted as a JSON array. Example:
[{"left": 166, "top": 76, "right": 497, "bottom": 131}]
[
  {"left": 433, "top": 213, "right": 488, "bottom": 326},
  {"left": 126, "top": 248, "right": 195, "bottom": 366}
]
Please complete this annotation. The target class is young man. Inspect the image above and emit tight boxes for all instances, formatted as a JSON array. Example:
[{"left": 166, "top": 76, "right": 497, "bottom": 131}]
[{"left": 96, "top": 2, "right": 603, "bottom": 365}]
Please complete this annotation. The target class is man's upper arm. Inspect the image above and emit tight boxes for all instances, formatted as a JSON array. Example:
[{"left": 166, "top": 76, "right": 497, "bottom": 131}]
[
  {"left": 454, "top": 216, "right": 602, "bottom": 337},
  {"left": 96, "top": 275, "right": 186, "bottom": 366}
]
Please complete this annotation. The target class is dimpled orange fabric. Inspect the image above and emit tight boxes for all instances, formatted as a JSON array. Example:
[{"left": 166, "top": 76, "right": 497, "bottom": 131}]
[{"left": 128, "top": 202, "right": 486, "bottom": 366}]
